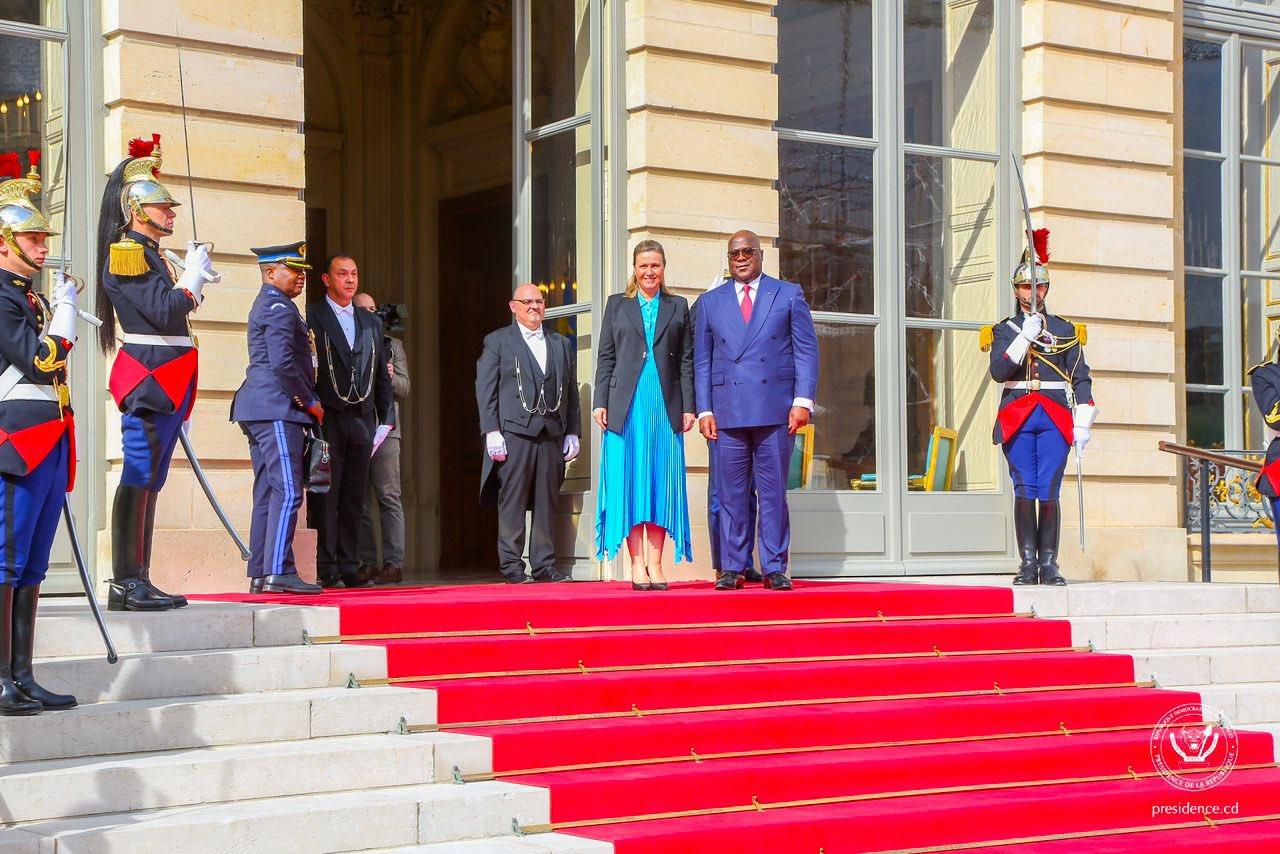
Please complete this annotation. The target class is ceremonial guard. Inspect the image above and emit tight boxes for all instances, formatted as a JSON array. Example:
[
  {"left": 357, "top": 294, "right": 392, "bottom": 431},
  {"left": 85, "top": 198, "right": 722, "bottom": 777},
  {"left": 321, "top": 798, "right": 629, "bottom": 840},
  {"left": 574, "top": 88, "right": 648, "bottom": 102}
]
[
  {"left": 0, "top": 153, "right": 79, "bottom": 713},
  {"left": 232, "top": 243, "right": 323, "bottom": 595},
  {"left": 95, "top": 135, "right": 217, "bottom": 611},
  {"left": 983, "top": 230, "right": 1096, "bottom": 586},
  {"left": 1249, "top": 352, "right": 1280, "bottom": 549}
]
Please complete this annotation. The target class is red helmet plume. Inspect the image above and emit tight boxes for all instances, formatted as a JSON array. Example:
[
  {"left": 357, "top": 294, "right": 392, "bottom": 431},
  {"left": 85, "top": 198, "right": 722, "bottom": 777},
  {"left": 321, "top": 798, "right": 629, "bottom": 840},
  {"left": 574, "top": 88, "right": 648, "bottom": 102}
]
[{"left": 1031, "top": 228, "right": 1050, "bottom": 265}]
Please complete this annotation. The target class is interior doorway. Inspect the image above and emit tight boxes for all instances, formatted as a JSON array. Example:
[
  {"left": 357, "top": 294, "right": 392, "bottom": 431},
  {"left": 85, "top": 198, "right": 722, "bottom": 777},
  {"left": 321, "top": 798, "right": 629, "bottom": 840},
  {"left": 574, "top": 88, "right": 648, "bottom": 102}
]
[{"left": 438, "top": 186, "right": 513, "bottom": 574}]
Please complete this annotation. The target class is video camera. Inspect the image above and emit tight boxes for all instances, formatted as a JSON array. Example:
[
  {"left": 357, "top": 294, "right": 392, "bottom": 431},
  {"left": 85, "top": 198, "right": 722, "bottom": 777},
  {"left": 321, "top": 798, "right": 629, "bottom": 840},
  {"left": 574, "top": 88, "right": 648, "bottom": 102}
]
[{"left": 375, "top": 302, "right": 408, "bottom": 334}]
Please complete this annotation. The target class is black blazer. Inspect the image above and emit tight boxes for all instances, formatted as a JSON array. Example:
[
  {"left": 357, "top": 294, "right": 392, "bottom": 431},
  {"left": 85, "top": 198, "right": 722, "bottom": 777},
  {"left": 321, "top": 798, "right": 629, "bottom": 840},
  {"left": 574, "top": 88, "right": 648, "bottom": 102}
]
[
  {"left": 594, "top": 291, "right": 693, "bottom": 435},
  {"left": 476, "top": 322, "right": 583, "bottom": 502},
  {"left": 306, "top": 298, "right": 394, "bottom": 423}
]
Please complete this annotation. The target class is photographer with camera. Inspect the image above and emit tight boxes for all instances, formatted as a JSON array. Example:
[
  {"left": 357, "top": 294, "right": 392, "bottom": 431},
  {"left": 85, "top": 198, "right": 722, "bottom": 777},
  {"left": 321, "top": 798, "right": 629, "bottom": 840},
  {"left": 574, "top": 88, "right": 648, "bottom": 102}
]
[{"left": 353, "top": 292, "right": 409, "bottom": 584}]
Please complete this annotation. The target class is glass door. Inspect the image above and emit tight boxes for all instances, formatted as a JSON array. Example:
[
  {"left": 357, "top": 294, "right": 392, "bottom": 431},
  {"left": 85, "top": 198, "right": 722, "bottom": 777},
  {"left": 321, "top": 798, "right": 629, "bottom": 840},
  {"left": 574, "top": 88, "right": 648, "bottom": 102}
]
[{"left": 778, "top": 0, "right": 1014, "bottom": 575}]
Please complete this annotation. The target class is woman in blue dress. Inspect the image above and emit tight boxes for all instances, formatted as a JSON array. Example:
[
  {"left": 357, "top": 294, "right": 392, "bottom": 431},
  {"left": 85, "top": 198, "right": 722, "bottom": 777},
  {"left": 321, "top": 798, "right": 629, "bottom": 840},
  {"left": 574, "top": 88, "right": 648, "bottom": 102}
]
[{"left": 593, "top": 240, "right": 695, "bottom": 589}]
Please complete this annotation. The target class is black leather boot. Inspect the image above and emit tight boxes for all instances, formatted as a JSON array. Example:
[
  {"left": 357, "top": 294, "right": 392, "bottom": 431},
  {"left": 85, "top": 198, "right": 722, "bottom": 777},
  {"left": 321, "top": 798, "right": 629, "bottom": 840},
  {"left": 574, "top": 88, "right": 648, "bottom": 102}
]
[
  {"left": 139, "top": 490, "right": 187, "bottom": 608},
  {"left": 0, "top": 586, "right": 41, "bottom": 716},
  {"left": 1012, "top": 498, "right": 1039, "bottom": 585},
  {"left": 1038, "top": 499, "right": 1067, "bottom": 586},
  {"left": 11, "top": 586, "right": 75, "bottom": 710},
  {"left": 107, "top": 485, "right": 176, "bottom": 612}
]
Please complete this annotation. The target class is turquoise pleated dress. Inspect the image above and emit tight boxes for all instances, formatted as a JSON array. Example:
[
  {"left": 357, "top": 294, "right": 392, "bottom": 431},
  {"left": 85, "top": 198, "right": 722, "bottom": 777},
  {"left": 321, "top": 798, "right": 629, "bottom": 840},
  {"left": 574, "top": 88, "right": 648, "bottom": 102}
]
[{"left": 595, "top": 292, "right": 693, "bottom": 562}]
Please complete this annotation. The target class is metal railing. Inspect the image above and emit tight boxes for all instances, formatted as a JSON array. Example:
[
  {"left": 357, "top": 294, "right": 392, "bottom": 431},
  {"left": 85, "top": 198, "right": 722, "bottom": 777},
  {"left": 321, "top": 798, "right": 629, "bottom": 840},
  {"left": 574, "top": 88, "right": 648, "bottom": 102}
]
[{"left": 1157, "top": 441, "right": 1272, "bottom": 582}]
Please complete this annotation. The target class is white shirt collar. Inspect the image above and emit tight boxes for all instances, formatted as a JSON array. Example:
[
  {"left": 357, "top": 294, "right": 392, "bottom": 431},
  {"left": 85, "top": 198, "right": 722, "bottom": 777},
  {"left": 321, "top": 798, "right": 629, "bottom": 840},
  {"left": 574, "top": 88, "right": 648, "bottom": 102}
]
[
  {"left": 518, "top": 322, "right": 544, "bottom": 340},
  {"left": 734, "top": 275, "right": 763, "bottom": 296},
  {"left": 327, "top": 295, "right": 354, "bottom": 316}
]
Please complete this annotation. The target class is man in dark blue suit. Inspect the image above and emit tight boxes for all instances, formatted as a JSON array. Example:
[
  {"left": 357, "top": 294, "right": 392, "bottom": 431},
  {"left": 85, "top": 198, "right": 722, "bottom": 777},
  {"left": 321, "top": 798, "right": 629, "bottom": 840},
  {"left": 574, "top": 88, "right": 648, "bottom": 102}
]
[
  {"left": 695, "top": 231, "right": 819, "bottom": 590},
  {"left": 231, "top": 242, "right": 324, "bottom": 595}
]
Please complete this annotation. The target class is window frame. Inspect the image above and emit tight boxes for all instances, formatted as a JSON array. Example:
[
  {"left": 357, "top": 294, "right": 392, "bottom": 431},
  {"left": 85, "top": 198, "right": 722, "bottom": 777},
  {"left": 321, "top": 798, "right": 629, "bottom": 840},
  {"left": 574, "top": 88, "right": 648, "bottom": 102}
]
[
  {"left": 774, "top": 0, "right": 1012, "bottom": 494},
  {"left": 1183, "top": 26, "right": 1280, "bottom": 449}
]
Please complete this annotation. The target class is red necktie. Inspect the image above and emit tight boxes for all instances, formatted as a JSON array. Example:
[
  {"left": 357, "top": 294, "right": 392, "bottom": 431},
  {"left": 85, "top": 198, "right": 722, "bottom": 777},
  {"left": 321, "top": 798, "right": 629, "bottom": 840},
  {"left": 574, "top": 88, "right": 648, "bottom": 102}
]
[{"left": 741, "top": 284, "right": 753, "bottom": 323}]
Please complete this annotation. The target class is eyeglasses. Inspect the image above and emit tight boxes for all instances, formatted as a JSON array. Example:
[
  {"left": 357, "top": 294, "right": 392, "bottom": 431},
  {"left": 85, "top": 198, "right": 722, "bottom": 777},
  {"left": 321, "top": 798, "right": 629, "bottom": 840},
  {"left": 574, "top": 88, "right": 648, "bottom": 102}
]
[
  {"left": 514, "top": 298, "right": 546, "bottom": 306},
  {"left": 728, "top": 248, "right": 760, "bottom": 259}
]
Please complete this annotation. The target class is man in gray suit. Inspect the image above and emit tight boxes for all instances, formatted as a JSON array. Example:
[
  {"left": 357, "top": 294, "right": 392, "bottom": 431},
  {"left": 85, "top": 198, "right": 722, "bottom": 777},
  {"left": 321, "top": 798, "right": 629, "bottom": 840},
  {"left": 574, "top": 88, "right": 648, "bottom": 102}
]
[
  {"left": 354, "top": 292, "right": 409, "bottom": 585},
  {"left": 475, "top": 283, "right": 582, "bottom": 583}
]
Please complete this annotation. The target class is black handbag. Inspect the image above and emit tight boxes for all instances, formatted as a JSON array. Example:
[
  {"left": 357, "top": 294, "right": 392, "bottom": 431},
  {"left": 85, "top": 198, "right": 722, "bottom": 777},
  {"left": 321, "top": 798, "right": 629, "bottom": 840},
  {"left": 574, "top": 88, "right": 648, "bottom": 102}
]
[{"left": 304, "top": 426, "right": 332, "bottom": 494}]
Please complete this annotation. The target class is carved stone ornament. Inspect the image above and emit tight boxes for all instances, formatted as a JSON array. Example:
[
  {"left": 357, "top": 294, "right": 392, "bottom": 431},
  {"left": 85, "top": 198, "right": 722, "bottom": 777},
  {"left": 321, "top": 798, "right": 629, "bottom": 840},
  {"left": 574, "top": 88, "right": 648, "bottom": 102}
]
[{"left": 353, "top": 0, "right": 411, "bottom": 20}]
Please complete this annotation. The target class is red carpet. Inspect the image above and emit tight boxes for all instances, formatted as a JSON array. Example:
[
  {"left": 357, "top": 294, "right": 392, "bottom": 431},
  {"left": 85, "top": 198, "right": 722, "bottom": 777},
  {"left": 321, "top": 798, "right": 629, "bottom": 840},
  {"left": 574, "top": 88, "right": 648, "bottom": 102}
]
[{"left": 201, "top": 580, "right": 1280, "bottom": 851}]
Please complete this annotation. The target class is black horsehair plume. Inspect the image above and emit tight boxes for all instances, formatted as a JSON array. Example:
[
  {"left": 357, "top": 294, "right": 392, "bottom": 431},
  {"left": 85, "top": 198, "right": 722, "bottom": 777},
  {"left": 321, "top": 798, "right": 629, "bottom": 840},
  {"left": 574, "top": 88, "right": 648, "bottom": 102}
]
[{"left": 95, "top": 159, "right": 130, "bottom": 353}]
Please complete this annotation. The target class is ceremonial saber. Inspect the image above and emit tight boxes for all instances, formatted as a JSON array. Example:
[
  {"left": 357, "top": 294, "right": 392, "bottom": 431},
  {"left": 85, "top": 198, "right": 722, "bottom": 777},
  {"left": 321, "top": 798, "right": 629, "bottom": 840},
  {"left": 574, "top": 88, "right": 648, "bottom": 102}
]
[
  {"left": 1011, "top": 154, "right": 1040, "bottom": 316},
  {"left": 50, "top": 50, "right": 115, "bottom": 662},
  {"left": 1075, "top": 452, "right": 1086, "bottom": 552},
  {"left": 171, "top": 30, "right": 245, "bottom": 561},
  {"left": 62, "top": 501, "right": 118, "bottom": 663},
  {"left": 179, "top": 432, "right": 250, "bottom": 561}
]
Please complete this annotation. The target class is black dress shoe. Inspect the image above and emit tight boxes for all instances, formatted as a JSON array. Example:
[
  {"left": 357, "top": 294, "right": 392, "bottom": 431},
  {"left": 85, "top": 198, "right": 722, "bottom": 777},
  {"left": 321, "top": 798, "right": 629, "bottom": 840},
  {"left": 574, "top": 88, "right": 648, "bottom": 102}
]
[
  {"left": 249, "top": 577, "right": 265, "bottom": 594},
  {"left": 763, "top": 572, "right": 793, "bottom": 591},
  {"left": 107, "top": 578, "right": 176, "bottom": 612},
  {"left": 534, "top": 568, "right": 572, "bottom": 583},
  {"left": 263, "top": 574, "right": 324, "bottom": 595},
  {"left": 504, "top": 572, "right": 533, "bottom": 584},
  {"left": 715, "top": 572, "right": 744, "bottom": 591},
  {"left": 340, "top": 573, "right": 373, "bottom": 589},
  {"left": 743, "top": 568, "right": 764, "bottom": 583}
]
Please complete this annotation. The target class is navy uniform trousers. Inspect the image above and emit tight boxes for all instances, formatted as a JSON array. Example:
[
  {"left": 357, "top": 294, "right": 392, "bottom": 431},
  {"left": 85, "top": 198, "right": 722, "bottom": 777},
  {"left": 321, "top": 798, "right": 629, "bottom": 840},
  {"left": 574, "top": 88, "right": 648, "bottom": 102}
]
[
  {"left": 0, "top": 435, "right": 69, "bottom": 588},
  {"left": 241, "top": 421, "right": 305, "bottom": 579}
]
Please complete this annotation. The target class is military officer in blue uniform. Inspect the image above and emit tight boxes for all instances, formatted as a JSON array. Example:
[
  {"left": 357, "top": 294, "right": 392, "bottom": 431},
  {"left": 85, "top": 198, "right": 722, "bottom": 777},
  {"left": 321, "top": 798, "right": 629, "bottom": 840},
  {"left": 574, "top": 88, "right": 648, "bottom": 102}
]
[
  {"left": 0, "top": 154, "right": 79, "bottom": 714},
  {"left": 983, "top": 230, "right": 1096, "bottom": 586},
  {"left": 94, "top": 134, "right": 217, "bottom": 611},
  {"left": 232, "top": 242, "right": 324, "bottom": 595},
  {"left": 1249, "top": 356, "right": 1280, "bottom": 546}
]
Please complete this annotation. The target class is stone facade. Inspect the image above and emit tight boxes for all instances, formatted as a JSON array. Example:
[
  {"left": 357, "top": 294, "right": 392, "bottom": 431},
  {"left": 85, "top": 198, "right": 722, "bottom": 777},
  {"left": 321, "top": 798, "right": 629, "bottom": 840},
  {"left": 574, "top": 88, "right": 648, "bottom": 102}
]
[
  {"left": 78, "top": 0, "right": 1254, "bottom": 585},
  {"left": 1022, "top": 0, "right": 1189, "bottom": 579},
  {"left": 99, "top": 0, "right": 310, "bottom": 590}
]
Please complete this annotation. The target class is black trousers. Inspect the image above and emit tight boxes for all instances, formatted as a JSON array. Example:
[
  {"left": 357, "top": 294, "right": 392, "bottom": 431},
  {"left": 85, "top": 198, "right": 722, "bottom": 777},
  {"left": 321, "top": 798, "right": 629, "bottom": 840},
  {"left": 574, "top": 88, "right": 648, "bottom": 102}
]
[
  {"left": 314, "top": 406, "right": 374, "bottom": 583},
  {"left": 497, "top": 429, "right": 565, "bottom": 579}
]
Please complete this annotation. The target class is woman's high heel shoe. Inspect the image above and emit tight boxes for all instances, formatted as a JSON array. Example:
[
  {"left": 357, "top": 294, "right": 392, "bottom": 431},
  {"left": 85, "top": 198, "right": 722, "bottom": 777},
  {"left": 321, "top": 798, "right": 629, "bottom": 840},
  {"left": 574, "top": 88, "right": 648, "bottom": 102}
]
[
  {"left": 649, "top": 582, "right": 668, "bottom": 591},
  {"left": 632, "top": 581, "right": 652, "bottom": 591}
]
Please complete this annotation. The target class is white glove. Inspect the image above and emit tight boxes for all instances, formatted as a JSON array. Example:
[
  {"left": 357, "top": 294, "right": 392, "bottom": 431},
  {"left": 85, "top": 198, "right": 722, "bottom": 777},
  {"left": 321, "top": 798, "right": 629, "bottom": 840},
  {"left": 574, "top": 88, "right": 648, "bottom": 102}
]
[
  {"left": 1019, "top": 313, "right": 1044, "bottom": 342},
  {"left": 177, "top": 242, "right": 213, "bottom": 304},
  {"left": 563, "top": 433, "right": 580, "bottom": 462},
  {"left": 372, "top": 424, "right": 392, "bottom": 457},
  {"left": 486, "top": 430, "right": 507, "bottom": 462},
  {"left": 48, "top": 271, "right": 77, "bottom": 344},
  {"left": 1073, "top": 403, "right": 1098, "bottom": 455}
]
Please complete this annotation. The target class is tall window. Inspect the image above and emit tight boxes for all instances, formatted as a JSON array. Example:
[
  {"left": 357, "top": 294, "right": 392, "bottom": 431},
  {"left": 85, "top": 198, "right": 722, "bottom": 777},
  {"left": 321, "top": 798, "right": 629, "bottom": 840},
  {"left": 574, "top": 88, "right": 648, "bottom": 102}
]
[
  {"left": 777, "top": 0, "right": 1003, "bottom": 492},
  {"left": 0, "top": 2, "right": 68, "bottom": 263},
  {"left": 1183, "top": 31, "right": 1280, "bottom": 450},
  {"left": 515, "top": 0, "right": 601, "bottom": 483}
]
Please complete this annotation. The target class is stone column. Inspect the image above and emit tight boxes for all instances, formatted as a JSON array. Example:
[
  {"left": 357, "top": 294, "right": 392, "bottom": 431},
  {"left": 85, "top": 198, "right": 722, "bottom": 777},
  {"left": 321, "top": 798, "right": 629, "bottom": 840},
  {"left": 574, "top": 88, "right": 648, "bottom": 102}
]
[
  {"left": 100, "top": 0, "right": 307, "bottom": 590},
  {"left": 1021, "top": 0, "right": 1185, "bottom": 578}
]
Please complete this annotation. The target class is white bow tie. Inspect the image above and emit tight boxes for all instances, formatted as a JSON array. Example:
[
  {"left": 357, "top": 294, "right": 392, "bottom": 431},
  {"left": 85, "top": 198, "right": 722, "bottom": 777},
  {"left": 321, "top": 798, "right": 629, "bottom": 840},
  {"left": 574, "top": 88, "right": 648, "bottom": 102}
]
[{"left": 335, "top": 305, "right": 353, "bottom": 316}]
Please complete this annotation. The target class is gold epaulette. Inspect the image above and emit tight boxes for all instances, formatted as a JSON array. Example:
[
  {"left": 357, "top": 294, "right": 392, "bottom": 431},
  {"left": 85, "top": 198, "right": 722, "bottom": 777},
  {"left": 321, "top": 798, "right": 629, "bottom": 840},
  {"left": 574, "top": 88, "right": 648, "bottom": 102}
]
[
  {"left": 1075, "top": 321, "right": 1087, "bottom": 346},
  {"left": 109, "top": 238, "right": 148, "bottom": 276},
  {"left": 979, "top": 325, "right": 993, "bottom": 352},
  {"left": 1248, "top": 360, "right": 1270, "bottom": 376}
]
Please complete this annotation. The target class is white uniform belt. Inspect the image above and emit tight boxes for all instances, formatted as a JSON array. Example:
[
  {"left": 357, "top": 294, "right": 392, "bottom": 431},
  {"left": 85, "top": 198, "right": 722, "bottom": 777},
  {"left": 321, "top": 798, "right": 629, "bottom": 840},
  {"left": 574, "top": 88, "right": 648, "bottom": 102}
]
[
  {"left": 1003, "top": 380, "right": 1068, "bottom": 391},
  {"left": 122, "top": 333, "right": 193, "bottom": 347},
  {"left": 0, "top": 383, "right": 58, "bottom": 404}
]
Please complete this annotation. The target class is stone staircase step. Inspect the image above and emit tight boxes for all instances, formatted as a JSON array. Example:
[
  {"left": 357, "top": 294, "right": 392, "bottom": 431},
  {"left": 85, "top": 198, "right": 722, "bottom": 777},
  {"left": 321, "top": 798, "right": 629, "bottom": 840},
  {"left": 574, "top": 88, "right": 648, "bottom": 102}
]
[
  {"left": 0, "top": 734, "right": 439, "bottom": 824},
  {"left": 1121, "top": 646, "right": 1280, "bottom": 687},
  {"left": 0, "top": 686, "right": 436, "bottom": 764},
  {"left": 387, "top": 834, "right": 612, "bottom": 852},
  {"left": 33, "top": 601, "right": 339, "bottom": 658},
  {"left": 1068, "top": 613, "right": 1280, "bottom": 650},
  {"left": 31, "top": 642, "right": 385, "bottom": 704},
  {"left": 1186, "top": 682, "right": 1280, "bottom": 726},
  {"left": 12, "top": 781, "right": 548, "bottom": 852},
  {"left": 1014, "top": 583, "right": 1259, "bottom": 619}
]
